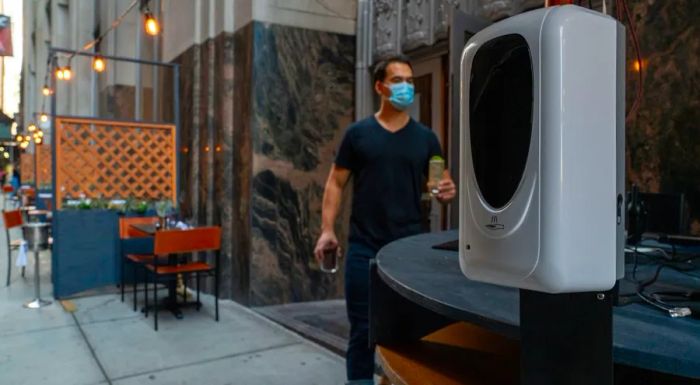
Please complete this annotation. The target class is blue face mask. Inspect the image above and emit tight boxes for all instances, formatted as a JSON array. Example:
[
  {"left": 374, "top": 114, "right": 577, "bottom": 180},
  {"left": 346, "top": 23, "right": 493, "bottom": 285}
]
[{"left": 385, "top": 82, "right": 415, "bottom": 110}]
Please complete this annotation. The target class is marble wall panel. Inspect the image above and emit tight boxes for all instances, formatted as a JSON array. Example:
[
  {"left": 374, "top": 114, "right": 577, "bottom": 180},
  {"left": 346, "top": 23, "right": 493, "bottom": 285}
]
[
  {"left": 623, "top": 0, "right": 700, "bottom": 233},
  {"left": 231, "top": 24, "right": 254, "bottom": 304},
  {"left": 170, "top": 46, "right": 196, "bottom": 221},
  {"left": 212, "top": 31, "right": 238, "bottom": 301},
  {"left": 168, "top": 21, "right": 354, "bottom": 305},
  {"left": 99, "top": 85, "right": 135, "bottom": 120},
  {"left": 249, "top": 22, "right": 355, "bottom": 306}
]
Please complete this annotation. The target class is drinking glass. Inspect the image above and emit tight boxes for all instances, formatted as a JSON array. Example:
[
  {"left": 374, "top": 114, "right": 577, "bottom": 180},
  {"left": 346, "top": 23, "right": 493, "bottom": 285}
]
[
  {"left": 428, "top": 156, "right": 445, "bottom": 196},
  {"left": 155, "top": 200, "right": 173, "bottom": 229},
  {"left": 320, "top": 248, "right": 339, "bottom": 274}
]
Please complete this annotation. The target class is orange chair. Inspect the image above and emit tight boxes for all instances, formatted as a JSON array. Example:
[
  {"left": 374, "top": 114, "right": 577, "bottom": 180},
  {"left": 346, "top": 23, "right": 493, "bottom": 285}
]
[
  {"left": 19, "top": 187, "right": 35, "bottom": 208},
  {"left": 2, "top": 210, "right": 25, "bottom": 286},
  {"left": 143, "top": 226, "right": 221, "bottom": 331},
  {"left": 118, "top": 216, "right": 159, "bottom": 311}
]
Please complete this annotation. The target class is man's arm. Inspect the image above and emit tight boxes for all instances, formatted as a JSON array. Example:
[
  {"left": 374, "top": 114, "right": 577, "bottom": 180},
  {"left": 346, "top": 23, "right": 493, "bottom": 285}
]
[{"left": 314, "top": 165, "right": 351, "bottom": 263}]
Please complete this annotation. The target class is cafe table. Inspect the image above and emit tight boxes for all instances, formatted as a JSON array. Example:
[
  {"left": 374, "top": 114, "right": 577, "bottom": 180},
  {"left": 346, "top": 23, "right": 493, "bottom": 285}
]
[{"left": 129, "top": 223, "right": 194, "bottom": 319}]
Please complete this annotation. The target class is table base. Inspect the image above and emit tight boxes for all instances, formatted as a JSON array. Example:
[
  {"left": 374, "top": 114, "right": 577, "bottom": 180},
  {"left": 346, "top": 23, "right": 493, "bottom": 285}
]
[{"left": 24, "top": 298, "right": 52, "bottom": 309}]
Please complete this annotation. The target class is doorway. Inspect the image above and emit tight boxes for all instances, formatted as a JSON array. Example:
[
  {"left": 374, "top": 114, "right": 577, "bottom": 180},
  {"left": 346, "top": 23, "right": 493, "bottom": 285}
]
[{"left": 408, "top": 56, "right": 448, "bottom": 232}]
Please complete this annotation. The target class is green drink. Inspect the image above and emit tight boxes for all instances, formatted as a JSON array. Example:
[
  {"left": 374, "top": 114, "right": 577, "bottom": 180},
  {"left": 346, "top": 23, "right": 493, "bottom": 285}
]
[{"left": 428, "top": 156, "right": 444, "bottom": 196}]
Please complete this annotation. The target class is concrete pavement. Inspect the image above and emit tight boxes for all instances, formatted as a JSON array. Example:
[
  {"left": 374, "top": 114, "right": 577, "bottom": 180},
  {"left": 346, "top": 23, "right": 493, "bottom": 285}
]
[{"left": 0, "top": 204, "right": 346, "bottom": 385}]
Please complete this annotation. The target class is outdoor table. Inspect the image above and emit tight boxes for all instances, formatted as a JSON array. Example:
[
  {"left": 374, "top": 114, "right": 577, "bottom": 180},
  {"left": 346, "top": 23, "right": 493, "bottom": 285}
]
[
  {"left": 371, "top": 230, "right": 700, "bottom": 383},
  {"left": 27, "top": 209, "right": 52, "bottom": 220},
  {"left": 19, "top": 206, "right": 37, "bottom": 222},
  {"left": 129, "top": 223, "right": 196, "bottom": 319}
]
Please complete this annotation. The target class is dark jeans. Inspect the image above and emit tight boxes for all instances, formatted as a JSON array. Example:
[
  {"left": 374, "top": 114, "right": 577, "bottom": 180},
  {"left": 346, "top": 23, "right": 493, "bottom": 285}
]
[{"left": 345, "top": 242, "right": 378, "bottom": 381}]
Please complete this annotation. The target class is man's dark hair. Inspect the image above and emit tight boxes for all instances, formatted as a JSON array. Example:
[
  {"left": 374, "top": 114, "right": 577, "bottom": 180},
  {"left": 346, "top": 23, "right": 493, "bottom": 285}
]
[{"left": 372, "top": 55, "right": 413, "bottom": 84}]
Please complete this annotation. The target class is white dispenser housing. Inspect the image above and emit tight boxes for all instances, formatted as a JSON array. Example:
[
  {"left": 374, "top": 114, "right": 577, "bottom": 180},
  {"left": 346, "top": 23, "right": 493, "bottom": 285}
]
[{"left": 459, "top": 5, "right": 625, "bottom": 293}]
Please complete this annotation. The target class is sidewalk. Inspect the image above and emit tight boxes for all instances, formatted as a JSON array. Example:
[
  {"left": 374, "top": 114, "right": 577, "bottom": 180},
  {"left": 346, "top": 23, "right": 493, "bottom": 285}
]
[{"left": 0, "top": 209, "right": 346, "bottom": 385}]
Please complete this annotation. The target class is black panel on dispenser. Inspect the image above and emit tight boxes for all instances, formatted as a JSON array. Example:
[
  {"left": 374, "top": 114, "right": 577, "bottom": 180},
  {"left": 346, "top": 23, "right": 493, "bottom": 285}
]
[{"left": 470, "top": 34, "right": 533, "bottom": 210}]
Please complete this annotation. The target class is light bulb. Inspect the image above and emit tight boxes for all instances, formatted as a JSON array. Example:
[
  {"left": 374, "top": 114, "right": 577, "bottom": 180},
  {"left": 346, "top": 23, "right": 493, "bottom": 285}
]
[
  {"left": 40, "top": 113, "right": 48, "bottom": 122},
  {"left": 27, "top": 124, "right": 37, "bottom": 133},
  {"left": 56, "top": 67, "right": 65, "bottom": 80},
  {"left": 38, "top": 131, "right": 44, "bottom": 137},
  {"left": 62, "top": 66, "right": 72, "bottom": 80},
  {"left": 3, "top": 152, "right": 8, "bottom": 159},
  {"left": 144, "top": 13, "right": 160, "bottom": 36},
  {"left": 42, "top": 85, "right": 52, "bottom": 96},
  {"left": 15, "top": 134, "right": 23, "bottom": 142},
  {"left": 93, "top": 55, "right": 106, "bottom": 73}
]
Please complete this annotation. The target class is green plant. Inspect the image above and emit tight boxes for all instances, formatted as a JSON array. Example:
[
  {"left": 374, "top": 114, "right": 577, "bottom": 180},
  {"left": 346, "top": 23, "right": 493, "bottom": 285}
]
[
  {"left": 134, "top": 200, "right": 149, "bottom": 214},
  {"left": 90, "top": 197, "right": 109, "bottom": 210},
  {"left": 77, "top": 199, "right": 92, "bottom": 210},
  {"left": 62, "top": 199, "right": 80, "bottom": 210},
  {"left": 154, "top": 199, "right": 174, "bottom": 217}
]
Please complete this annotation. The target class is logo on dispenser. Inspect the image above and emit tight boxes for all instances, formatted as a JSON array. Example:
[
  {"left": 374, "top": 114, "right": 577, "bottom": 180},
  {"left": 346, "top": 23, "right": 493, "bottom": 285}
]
[{"left": 485, "top": 215, "right": 504, "bottom": 230}]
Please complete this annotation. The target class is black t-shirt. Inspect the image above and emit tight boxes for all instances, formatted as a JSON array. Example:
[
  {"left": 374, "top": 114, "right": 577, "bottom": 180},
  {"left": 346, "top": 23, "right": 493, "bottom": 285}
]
[{"left": 335, "top": 115, "right": 443, "bottom": 251}]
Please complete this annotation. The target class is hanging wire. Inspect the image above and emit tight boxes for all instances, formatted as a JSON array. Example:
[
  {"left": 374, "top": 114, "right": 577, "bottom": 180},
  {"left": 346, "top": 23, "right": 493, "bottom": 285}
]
[
  {"left": 48, "top": 0, "right": 141, "bottom": 84},
  {"left": 72, "top": 0, "right": 140, "bottom": 60},
  {"left": 39, "top": 0, "right": 143, "bottom": 125}
]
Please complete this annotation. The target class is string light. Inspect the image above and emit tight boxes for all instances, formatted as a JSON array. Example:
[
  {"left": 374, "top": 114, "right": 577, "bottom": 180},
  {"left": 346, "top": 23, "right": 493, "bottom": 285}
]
[
  {"left": 27, "top": 124, "right": 37, "bottom": 133},
  {"left": 40, "top": 0, "right": 162, "bottom": 109},
  {"left": 144, "top": 12, "right": 160, "bottom": 36},
  {"left": 15, "top": 134, "right": 22, "bottom": 143},
  {"left": 93, "top": 55, "right": 106, "bottom": 73},
  {"left": 62, "top": 66, "right": 72, "bottom": 80},
  {"left": 40, "top": 113, "right": 49, "bottom": 123}
]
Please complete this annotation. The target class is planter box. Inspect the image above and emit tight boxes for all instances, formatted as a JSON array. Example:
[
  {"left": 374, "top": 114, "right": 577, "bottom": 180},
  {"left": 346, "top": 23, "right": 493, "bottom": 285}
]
[{"left": 51, "top": 210, "right": 117, "bottom": 298}]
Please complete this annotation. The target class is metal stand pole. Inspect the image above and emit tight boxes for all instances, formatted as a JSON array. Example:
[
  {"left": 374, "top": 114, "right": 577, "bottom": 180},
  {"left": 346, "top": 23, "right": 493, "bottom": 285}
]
[
  {"left": 23, "top": 248, "right": 51, "bottom": 309},
  {"left": 520, "top": 289, "right": 613, "bottom": 385}
]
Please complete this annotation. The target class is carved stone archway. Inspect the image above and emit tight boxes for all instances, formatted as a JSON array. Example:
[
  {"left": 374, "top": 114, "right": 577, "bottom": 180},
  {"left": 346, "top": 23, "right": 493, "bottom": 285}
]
[{"left": 372, "top": 0, "right": 544, "bottom": 61}]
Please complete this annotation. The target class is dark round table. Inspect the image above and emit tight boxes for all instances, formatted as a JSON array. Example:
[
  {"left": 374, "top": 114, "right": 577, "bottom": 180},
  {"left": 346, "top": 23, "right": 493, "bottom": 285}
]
[{"left": 376, "top": 230, "right": 700, "bottom": 379}]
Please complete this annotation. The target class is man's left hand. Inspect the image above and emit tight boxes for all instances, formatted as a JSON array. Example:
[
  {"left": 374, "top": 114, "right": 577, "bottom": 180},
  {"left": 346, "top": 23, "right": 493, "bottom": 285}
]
[{"left": 436, "top": 177, "right": 456, "bottom": 203}]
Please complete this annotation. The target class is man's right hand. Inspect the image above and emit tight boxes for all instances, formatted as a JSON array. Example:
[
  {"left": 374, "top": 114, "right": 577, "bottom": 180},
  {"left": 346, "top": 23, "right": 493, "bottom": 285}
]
[{"left": 314, "top": 230, "right": 339, "bottom": 265}]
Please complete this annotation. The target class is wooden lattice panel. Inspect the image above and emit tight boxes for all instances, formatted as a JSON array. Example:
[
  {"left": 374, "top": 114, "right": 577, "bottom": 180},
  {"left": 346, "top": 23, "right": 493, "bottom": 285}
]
[
  {"left": 20, "top": 152, "right": 31, "bottom": 183},
  {"left": 20, "top": 144, "right": 52, "bottom": 188},
  {"left": 55, "top": 117, "right": 176, "bottom": 207}
]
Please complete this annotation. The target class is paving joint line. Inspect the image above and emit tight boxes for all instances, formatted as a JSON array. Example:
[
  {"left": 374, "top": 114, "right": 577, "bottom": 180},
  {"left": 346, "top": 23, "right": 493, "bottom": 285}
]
[
  {"left": 0, "top": 323, "right": 75, "bottom": 339},
  {"left": 70, "top": 312, "right": 114, "bottom": 385},
  {"left": 109, "top": 341, "right": 301, "bottom": 382}
]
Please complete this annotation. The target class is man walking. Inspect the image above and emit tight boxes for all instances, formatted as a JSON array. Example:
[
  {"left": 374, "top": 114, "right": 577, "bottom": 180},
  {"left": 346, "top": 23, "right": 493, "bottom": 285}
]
[{"left": 314, "top": 55, "right": 456, "bottom": 385}]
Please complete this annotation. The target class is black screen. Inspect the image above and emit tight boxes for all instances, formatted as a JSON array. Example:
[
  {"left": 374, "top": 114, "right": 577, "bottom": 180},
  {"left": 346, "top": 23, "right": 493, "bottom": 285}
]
[{"left": 469, "top": 34, "right": 533, "bottom": 209}]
